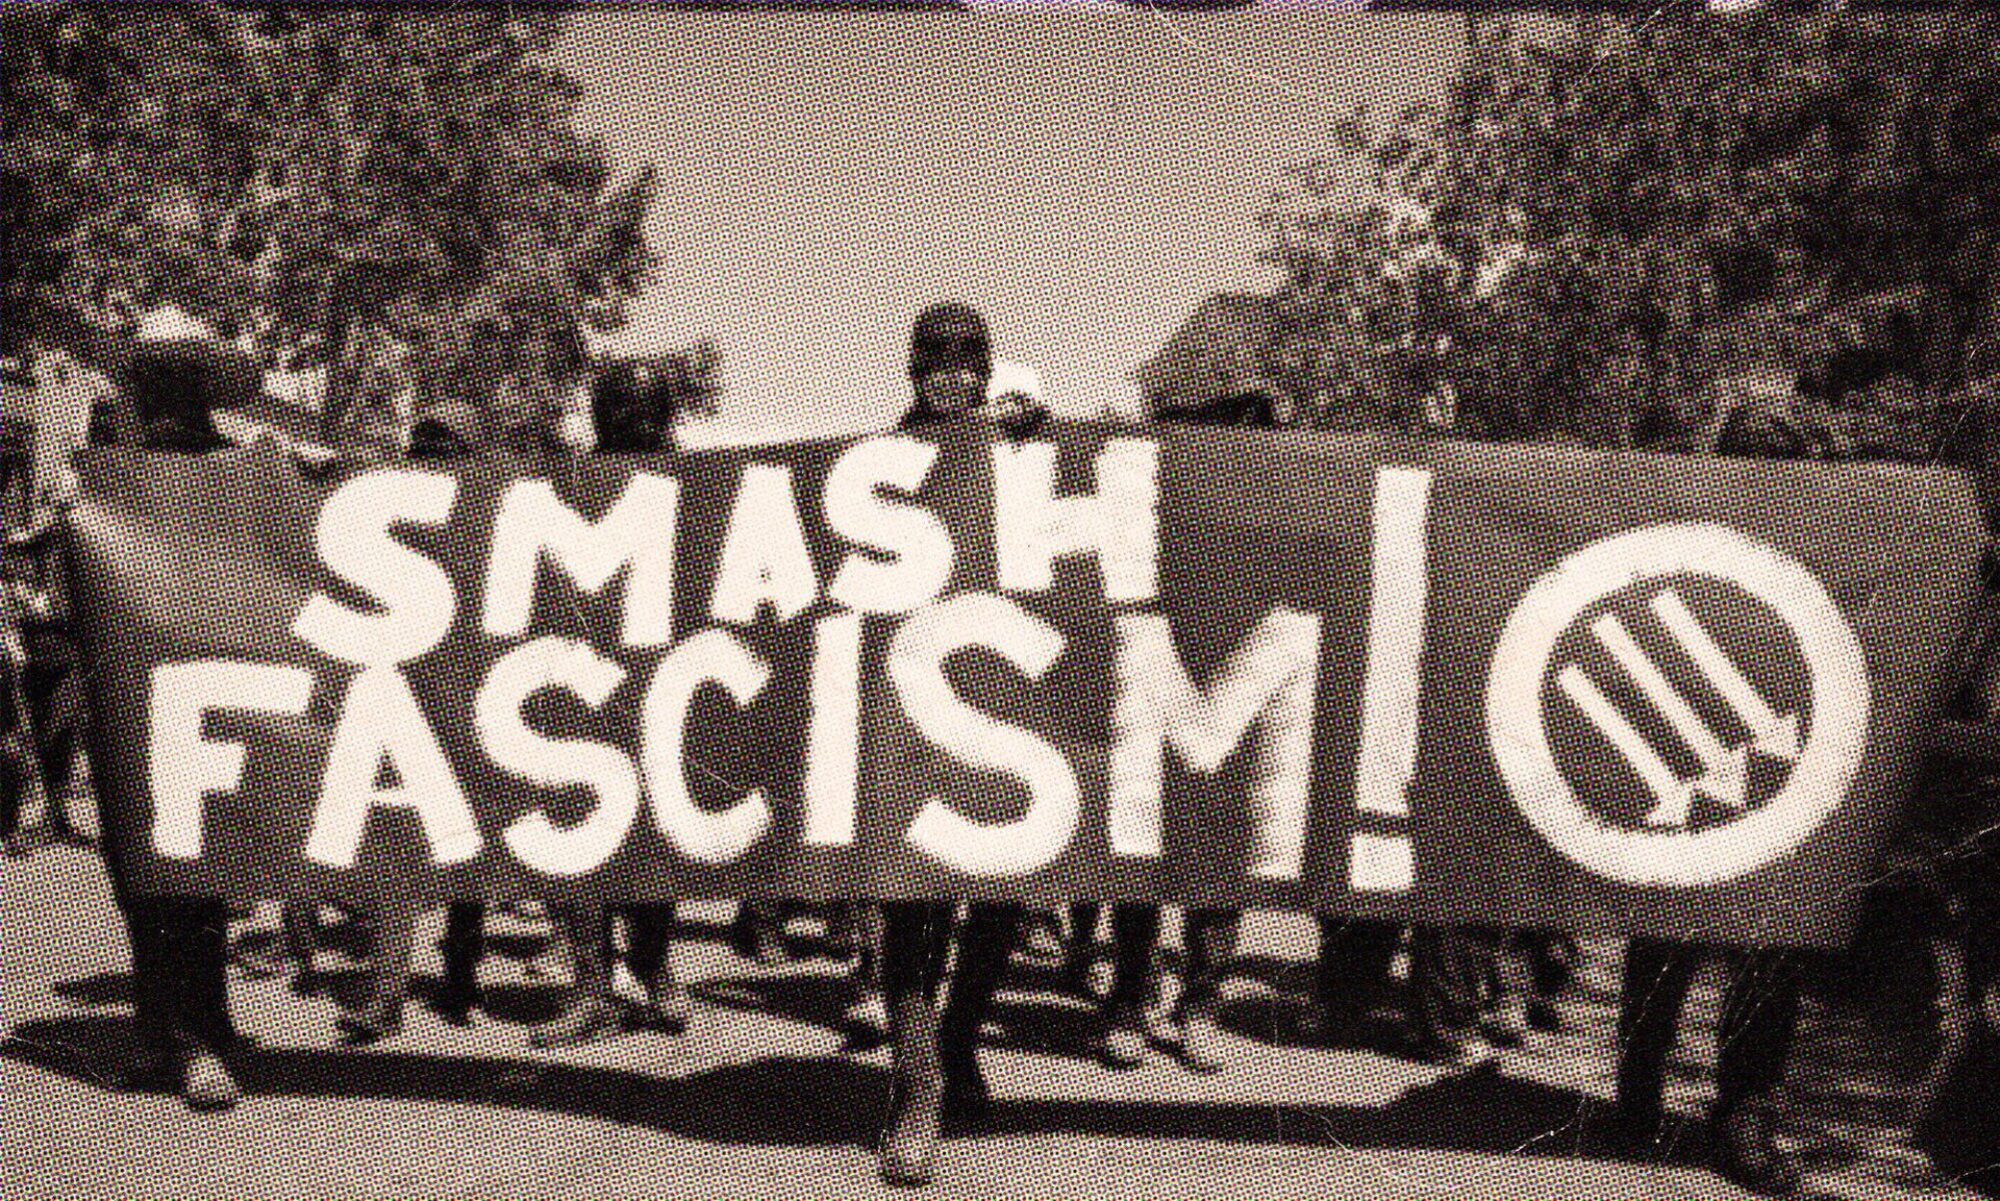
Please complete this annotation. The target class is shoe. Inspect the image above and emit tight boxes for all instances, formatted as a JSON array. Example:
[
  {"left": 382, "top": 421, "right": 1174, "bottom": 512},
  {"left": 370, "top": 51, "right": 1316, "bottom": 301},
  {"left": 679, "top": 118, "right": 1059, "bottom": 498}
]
[
  {"left": 1020, "top": 914, "right": 1065, "bottom": 963},
  {"left": 336, "top": 1007, "right": 402, "bottom": 1047},
  {"left": 1179, "top": 1006, "right": 1227, "bottom": 1075},
  {"left": 879, "top": 1074, "right": 942, "bottom": 1187},
  {"left": 1099, "top": 1015, "right": 1148, "bottom": 1070},
  {"left": 940, "top": 1046, "right": 992, "bottom": 1127},
  {"left": 1526, "top": 997, "right": 1562, "bottom": 1032},
  {"left": 843, "top": 988, "right": 889, "bottom": 1051},
  {"left": 429, "top": 983, "right": 479, "bottom": 1026},
  {"left": 1478, "top": 1002, "right": 1528, "bottom": 1049},
  {"left": 180, "top": 1050, "right": 241, "bottom": 1112},
  {"left": 644, "top": 976, "right": 693, "bottom": 1035},
  {"left": 529, "top": 995, "right": 621, "bottom": 1049},
  {"left": 1713, "top": 1098, "right": 1802, "bottom": 1196}
]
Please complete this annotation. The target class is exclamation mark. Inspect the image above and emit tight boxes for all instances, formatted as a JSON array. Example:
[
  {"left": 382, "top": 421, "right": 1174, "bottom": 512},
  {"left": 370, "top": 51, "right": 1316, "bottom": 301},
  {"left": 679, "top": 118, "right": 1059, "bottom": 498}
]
[{"left": 1350, "top": 466, "right": 1431, "bottom": 894}]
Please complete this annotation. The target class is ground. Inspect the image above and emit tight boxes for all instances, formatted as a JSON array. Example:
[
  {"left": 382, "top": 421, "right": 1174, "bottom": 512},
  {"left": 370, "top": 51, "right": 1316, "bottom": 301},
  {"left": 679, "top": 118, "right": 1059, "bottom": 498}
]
[{"left": 0, "top": 841, "right": 1984, "bottom": 1200}]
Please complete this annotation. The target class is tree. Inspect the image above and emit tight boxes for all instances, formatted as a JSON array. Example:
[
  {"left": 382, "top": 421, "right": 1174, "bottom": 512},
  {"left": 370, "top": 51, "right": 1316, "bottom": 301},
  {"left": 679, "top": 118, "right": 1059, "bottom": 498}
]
[
  {"left": 1252, "top": 4, "right": 2000, "bottom": 463},
  {"left": 2, "top": 3, "right": 266, "bottom": 368},
  {"left": 2, "top": 2, "right": 660, "bottom": 448},
  {"left": 1258, "top": 103, "right": 1463, "bottom": 433}
]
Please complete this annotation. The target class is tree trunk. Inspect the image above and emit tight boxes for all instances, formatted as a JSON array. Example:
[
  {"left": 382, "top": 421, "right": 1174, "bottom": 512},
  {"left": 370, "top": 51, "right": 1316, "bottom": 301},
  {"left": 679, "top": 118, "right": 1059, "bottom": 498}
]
[{"left": 318, "top": 311, "right": 364, "bottom": 448}]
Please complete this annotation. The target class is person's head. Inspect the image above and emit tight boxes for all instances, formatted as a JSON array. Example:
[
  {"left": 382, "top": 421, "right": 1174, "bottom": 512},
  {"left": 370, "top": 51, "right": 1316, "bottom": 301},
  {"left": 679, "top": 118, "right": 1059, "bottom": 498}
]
[
  {"left": 907, "top": 302, "right": 992, "bottom": 420},
  {"left": 120, "top": 337, "right": 257, "bottom": 452},
  {"left": 407, "top": 402, "right": 486, "bottom": 462},
  {"left": 1712, "top": 398, "right": 1815, "bottom": 461},
  {"left": 591, "top": 361, "right": 677, "bottom": 453},
  {"left": 1155, "top": 391, "right": 1282, "bottom": 430}
]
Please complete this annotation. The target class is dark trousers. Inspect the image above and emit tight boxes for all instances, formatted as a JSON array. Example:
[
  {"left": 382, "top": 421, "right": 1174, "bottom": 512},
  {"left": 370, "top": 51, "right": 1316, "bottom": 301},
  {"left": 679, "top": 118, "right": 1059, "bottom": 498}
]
[
  {"left": 1097, "top": 904, "right": 1241, "bottom": 1016},
  {"left": 623, "top": 903, "right": 675, "bottom": 985},
  {"left": 97, "top": 786, "right": 235, "bottom": 1059},
  {"left": 123, "top": 896, "right": 237, "bottom": 1059},
  {"left": 1315, "top": 916, "right": 1488, "bottom": 1046},
  {"left": 439, "top": 901, "right": 485, "bottom": 1006},
  {"left": 1314, "top": 915, "right": 1402, "bottom": 1019},
  {"left": 546, "top": 901, "right": 677, "bottom": 1000},
  {"left": 882, "top": 901, "right": 1024, "bottom": 1075},
  {"left": 1616, "top": 937, "right": 1802, "bottom": 1116}
]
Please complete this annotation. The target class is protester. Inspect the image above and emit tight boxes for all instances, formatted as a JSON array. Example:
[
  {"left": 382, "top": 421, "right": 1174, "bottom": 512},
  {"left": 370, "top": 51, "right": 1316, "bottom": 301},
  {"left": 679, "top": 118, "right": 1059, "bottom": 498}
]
[
  {"left": 1606, "top": 395, "right": 1826, "bottom": 1198},
  {"left": 876, "top": 302, "right": 1044, "bottom": 1187},
  {"left": 88, "top": 310, "right": 265, "bottom": 1110},
  {"left": 330, "top": 403, "right": 488, "bottom": 1045},
  {"left": 1071, "top": 393, "right": 1278, "bottom": 1076},
  {"left": 530, "top": 362, "right": 691, "bottom": 1047}
]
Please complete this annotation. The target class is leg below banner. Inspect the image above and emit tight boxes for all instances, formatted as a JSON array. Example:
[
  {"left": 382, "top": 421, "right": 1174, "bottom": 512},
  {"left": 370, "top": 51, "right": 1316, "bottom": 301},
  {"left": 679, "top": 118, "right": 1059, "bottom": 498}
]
[
  {"left": 434, "top": 902, "right": 486, "bottom": 1024},
  {"left": 625, "top": 902, "right": 689, "bottom": 1034},
  {"left": 880, "top": 901, "right": 953, "bottom": 1188},
  {"left": 531, "top": 903, "right": 620, "bottom": 1049}
]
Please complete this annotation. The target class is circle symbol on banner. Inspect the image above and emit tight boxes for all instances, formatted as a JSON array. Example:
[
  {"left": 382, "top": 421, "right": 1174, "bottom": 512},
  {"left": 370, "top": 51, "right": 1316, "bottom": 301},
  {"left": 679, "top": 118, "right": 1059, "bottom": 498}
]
[{"left": 1486, "top": 523, "right": 1869, "bottom": 888}]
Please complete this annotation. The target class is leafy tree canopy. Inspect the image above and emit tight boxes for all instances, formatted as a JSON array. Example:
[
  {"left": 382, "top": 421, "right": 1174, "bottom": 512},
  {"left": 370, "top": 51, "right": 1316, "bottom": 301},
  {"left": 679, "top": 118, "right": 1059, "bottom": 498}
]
[
  {"left": 1240, "top": 3, "right": 2000, "bottom": 472},
  {"left": 3, "top": 2, "right": 661, "bottom": 447}
]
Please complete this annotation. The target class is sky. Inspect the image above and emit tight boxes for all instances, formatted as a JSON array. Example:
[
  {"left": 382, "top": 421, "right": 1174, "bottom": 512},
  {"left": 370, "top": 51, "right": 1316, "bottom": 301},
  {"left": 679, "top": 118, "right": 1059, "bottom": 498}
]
[{"left": 553, "top": 9, "right": 1465, "bottom": 441}]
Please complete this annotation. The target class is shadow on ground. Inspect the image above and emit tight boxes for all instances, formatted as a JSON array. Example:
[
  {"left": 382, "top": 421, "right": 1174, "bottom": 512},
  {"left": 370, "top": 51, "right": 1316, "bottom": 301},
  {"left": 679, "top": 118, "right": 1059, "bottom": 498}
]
[{"left": 2, "top": 1011, "right": 1708, "bottom": 1169}]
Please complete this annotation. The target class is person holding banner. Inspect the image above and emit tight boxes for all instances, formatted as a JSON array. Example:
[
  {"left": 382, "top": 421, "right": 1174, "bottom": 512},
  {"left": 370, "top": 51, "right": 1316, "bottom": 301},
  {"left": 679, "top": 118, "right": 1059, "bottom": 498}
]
[
  {"left": 1608, "top": 396, "right": 1820, "bottom": 1198},
  {"left": 530, "top": 361, "right": 692, "bottom": 1048},
  {"left": 335, "top": 403, "right": 494, "bottom": 1044},
  {"left": 1071, "top": 393, "right": 1283, "bottom": 1076},
  {"left": 90, "top": 314, "right": 265, "bottom": 1110},
  {"left": 877, "top": 302, "right": 1043, "bottom": 1188}
]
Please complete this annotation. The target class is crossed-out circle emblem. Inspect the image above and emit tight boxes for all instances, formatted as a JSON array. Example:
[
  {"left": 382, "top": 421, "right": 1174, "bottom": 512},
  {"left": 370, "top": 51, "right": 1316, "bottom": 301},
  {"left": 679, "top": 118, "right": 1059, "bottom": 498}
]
[{"left": 1485, "top": 523, "right": 1869, "bottom": 888}]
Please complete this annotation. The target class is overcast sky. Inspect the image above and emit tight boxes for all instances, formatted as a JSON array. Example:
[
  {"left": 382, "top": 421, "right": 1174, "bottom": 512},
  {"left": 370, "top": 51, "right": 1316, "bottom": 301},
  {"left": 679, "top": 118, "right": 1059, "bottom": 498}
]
[{"left": 554, "top": 10, "right": 1463, "bottom": 440}]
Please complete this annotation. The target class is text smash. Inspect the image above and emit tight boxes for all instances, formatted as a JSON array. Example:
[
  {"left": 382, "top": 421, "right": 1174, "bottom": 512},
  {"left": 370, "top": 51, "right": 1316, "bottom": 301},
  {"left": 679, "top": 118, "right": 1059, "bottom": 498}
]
[{"left": 145, "top": 435, "right": 1433, "bottom": 888}]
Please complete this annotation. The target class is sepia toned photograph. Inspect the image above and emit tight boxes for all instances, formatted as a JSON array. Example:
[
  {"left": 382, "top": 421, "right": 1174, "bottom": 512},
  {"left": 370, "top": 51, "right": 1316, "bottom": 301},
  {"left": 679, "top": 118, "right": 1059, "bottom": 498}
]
[{"left": 6, "top": 2, "right": 2000, "bottom": 1198}]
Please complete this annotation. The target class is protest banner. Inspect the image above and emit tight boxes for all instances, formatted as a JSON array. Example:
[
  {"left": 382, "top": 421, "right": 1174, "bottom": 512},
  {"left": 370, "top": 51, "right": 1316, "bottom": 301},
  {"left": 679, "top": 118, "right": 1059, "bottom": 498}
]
[{"left": 61, "top": 421, "right": 1982, "bottom": 946}]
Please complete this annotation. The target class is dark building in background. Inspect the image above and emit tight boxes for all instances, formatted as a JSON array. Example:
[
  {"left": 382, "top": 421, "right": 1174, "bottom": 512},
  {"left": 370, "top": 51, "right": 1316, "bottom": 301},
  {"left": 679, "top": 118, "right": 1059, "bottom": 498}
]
[{"left": 1134, "top": 292, "right": 1293, "bottom": 427}]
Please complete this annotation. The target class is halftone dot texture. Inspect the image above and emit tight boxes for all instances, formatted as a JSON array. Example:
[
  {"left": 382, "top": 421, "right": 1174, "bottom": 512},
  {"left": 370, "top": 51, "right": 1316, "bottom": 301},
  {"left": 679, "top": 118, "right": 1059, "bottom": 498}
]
[{"left": 5, "top": 4, "right": 1994, "bottom": 1201}]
